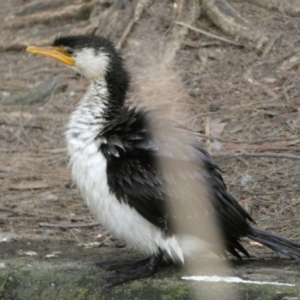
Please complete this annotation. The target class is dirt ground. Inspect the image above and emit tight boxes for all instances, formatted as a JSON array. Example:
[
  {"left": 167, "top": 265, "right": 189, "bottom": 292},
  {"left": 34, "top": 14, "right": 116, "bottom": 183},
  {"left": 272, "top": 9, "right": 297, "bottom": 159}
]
[
  {"left": 1, "top": 0, "right": 300, "bottom": 260},
  {"left": 1, "top": 239, "right": 300, "bottom": 299}
]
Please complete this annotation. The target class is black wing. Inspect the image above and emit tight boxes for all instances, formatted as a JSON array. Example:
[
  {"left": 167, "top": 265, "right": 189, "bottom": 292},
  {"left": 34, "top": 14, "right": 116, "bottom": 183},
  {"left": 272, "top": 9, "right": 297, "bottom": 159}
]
[{"left": 101, "top": 107, "right": 254, "bottom": 257}]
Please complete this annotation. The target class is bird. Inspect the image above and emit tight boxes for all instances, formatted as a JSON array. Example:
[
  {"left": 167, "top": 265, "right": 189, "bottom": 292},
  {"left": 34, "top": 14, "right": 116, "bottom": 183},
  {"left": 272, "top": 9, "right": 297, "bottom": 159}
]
[{"left": 26, "top": 35, "right": 300, "bottom": 287}]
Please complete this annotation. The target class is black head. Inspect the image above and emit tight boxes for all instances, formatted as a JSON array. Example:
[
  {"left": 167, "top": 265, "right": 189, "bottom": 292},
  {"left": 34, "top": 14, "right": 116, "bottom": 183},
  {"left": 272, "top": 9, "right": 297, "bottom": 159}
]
[
  {"left": 27, "top": 35, "right": 130, "bottom": 107},
  {"left": 52, "top": 35, "right": 118, "bottom": 59},
  {"left": 53, "top": 35, "right": 130, "bottom": 103}
]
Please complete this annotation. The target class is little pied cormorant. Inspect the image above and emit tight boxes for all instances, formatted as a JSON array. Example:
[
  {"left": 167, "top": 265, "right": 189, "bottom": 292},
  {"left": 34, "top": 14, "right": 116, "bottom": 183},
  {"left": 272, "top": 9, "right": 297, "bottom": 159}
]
[{"left": 26, "top": 35, "right": 300, "bottom": 287}]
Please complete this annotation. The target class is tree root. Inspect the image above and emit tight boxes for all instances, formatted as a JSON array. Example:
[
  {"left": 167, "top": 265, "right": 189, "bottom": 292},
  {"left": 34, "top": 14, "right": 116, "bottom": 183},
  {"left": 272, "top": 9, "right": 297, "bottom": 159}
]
[
  {"left": 1, "top": 0, "right": 297, "bottom": 53},
  {"left": 96, "top": 0, "right": 200, "bottom": 61},
  {"left": 162, "top": 0, "right": 200, "bottom": 63},
  {"left": 116, "top": 0, "right": 154, "bottom": 50},
  {"left": 247, "top": 0, "right": 300, "bottom": 17},
  {"left": 95, "top": 0, "right": 134, "bottom": 42},
  {"left": 4, "top": 2, "right": 95, "bottom": 30},
  {"left": 201, "top": 0, "right": 268, "bottom": 48},
  {"left": 175, "top": 21, "right": 243, "bottom": 47}
]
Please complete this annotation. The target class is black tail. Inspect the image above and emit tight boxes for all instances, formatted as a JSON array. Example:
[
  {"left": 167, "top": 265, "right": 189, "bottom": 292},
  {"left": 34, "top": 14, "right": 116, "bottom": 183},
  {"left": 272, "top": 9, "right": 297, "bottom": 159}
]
[{"left": 247, "top": 228, "right": 300, "bottom": 259}]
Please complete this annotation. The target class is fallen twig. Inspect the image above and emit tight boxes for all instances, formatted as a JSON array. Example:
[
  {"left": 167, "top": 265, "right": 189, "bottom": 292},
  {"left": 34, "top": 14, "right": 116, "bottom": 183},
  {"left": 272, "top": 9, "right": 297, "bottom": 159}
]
[
  {"left": 175, "top": 21, "right": 244, "bottom": 47},
  {"left": 40, "top": 148, "right": 67, "bottom": 154},
  {"left": 0, "top": 122, "right": 43, "bottom": 130},
  {"left": 116, "top": 0, "right": 154, "bottom": 49},
  {"left": 213, "top": 152, "right": 300, "bottom": 160},
  {"left": 219, "top": 137, "right": 300, "bottom": 144},
  {"left": 3, "top": 77, "right": 67, "bottom": 106},
  {"left": 0, "top": 207, "right": 53, "bottom": 218},
  {"left": 224, "top": 145, "right": 300, "bottom": 152},
  {"left": 262, "top": 32, "right": 282, "bottom": 57},
  {"left": 39, "top": 222, "right": 100, "bottom": 228},
  {"left": 182, "top": 40, "right": 223, "bottom": 48},
  {"left": 234, "top": 155, "right": 249, "bottom": 166},
  {"left": 196, "top": 134, "right": 300, "bottom": 145},
  {"left": 205, "top": 117, "right": 211, "bottom": 155}
]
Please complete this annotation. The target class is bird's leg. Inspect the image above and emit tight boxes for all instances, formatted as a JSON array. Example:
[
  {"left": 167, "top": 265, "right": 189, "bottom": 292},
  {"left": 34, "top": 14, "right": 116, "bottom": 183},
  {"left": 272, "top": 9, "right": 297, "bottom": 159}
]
[{"left": 102, "top": 250, "right": 164, "bottom": 287}]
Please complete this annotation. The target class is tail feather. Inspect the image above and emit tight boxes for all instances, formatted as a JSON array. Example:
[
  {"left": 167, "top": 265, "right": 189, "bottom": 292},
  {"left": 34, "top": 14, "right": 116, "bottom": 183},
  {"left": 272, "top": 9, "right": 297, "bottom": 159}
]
[{"left": 248, "top": 228, "right": 300, "bottom": 259}]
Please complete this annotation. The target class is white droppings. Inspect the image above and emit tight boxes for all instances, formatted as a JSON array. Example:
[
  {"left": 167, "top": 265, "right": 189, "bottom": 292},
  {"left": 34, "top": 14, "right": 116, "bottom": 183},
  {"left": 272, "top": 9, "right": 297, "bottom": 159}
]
[
  {"left": 18, "top": 250, "right": 38, "bottom": 256},
  {"left": 241, "top": 174, "right": 252, "bottom": 186},
  {"left": 44, "top": 254, "right": 57, "bottom": 258},
  {"left": 181, "top": 275, "right": 295, "bottom": 286},
  {"left": 44, "top": 252, "right": 61, "bottom": 258},
  {"left": 79, "top": 242, "right": 101, "bottom": 249},
  {"left": 69, "top": 91, "right": 75, "bottom": 98},
  {"left": 0, "top": 91, "right": 10, "bottom": 98},
  {"left": 211, "top": 140, "right": 222, "bottom": 151}
]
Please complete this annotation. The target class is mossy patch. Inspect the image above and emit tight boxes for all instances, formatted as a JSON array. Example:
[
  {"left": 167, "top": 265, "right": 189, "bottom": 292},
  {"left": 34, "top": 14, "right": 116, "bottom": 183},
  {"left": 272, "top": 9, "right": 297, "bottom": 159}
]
[
  {"left": 1, "top": 240, "right": 300, "bottom": 300},
  {"left": 161, "top": 283, "right": 190, "bottom": 300}
]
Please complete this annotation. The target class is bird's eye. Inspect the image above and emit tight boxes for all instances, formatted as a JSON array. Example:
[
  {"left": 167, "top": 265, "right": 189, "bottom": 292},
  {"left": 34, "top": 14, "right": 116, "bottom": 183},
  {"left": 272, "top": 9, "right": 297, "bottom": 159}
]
[{"left": 66, "top": 48, "right": 74, "bottom": 55}]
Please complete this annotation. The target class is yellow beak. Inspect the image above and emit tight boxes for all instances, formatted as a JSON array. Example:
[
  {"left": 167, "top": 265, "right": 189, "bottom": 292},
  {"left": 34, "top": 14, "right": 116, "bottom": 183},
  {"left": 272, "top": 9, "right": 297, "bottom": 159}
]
[{"left": 26, "top": 46, "right": 75, "bottom": 66}]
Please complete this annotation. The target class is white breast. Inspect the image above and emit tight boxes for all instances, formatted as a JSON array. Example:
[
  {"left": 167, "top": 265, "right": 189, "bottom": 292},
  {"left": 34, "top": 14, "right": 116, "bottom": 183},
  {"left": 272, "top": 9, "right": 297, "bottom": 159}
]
[{"left": 65, "top": 83, "right": 208, "bottom": 262}]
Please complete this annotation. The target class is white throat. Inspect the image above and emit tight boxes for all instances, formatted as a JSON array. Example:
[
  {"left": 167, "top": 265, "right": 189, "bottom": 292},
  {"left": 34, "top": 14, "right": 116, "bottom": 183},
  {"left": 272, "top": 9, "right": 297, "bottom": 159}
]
[
  {"left": 66, "top": 80, "right": 109, "bottom": 159},
  {"left": 72, "top": 48, "right": 110, "bottom": 80}
]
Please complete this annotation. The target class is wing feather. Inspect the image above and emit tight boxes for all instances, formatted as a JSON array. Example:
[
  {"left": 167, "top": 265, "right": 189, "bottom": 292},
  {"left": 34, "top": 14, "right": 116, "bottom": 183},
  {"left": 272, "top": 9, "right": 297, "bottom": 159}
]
[{"left": 101, "top": 107, "right": 254, "bottom": 256}]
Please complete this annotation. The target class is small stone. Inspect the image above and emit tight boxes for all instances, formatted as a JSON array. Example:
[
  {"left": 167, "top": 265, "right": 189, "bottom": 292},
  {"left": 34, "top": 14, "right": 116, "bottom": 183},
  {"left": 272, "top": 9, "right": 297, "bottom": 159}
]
[{"left": 209, "top": 103, "right": 222, "bottom": 112}]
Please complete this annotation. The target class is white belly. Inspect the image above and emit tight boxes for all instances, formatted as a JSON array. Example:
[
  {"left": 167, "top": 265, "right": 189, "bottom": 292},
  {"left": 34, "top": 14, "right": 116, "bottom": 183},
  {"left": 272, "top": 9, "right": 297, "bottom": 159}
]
[{"left": 67, "top": 133, "right": 186, "bottom": 259}]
